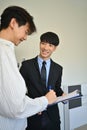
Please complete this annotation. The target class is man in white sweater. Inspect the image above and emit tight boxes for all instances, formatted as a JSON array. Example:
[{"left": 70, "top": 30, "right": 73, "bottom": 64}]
[{"left": 0, "top": 6, "right": 57, "bottom": 130}]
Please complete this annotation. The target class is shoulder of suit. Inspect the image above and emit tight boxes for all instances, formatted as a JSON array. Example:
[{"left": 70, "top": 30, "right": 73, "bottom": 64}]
[
  {"left": 22, "top": 57, "right": 37, "bottom": 65},
  {"left": 51, "top": 59, "right": 63, "bottom": 69}
]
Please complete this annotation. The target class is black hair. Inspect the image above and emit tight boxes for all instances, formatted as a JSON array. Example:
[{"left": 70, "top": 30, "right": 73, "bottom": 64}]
[
  {"left": 0, "top": 6, "right": 36, "bottom": 34},
  {"left": 40, "top": 32, "right": 59, "bottom": 46}
]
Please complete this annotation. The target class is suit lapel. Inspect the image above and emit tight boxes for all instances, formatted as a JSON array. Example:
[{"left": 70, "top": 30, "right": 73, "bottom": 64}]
[
  {"left": 34, "top": 57, "right": 40, "bottom": 75},
  {"left": 48, "top": 60, "right": 55, "bottom": 87}
]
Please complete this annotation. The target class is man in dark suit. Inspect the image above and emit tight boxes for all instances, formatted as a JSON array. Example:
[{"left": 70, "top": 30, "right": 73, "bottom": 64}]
[{"left": 20, "top": 32, "right": 65, "bottom": 130}]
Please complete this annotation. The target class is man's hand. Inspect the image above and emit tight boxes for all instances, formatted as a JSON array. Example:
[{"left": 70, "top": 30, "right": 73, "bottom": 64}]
[{"left": 45, "top": 90, "right": 57, "bottom": 105}]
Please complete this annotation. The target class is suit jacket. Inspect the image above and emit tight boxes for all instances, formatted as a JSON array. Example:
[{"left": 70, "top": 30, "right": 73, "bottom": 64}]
[{"left": 20, "top": 56, "right": 64, "bottom": 127}]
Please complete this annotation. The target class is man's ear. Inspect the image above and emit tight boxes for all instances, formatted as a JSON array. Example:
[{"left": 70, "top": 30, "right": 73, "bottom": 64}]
[{"left": 9, "top": 18, "right": 17, "bottom": 29}]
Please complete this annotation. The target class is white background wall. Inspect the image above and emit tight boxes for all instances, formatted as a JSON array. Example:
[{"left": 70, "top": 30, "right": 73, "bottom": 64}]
[{"left": 0, "top": 0, "right": 87, "bottom": 130}]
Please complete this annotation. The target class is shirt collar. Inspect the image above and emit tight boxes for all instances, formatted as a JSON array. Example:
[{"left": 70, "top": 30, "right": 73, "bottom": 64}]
[
  {"left": 0, "top": 38, "right": 14, "bottom": 50},
  {"left": 38, "top": 56, "right": 50, "bottom": 64}
]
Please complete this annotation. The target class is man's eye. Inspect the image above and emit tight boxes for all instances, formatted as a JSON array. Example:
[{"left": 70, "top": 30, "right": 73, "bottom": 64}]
[{"left": 49, "top": 44, "right": 53, "bottom": 47}]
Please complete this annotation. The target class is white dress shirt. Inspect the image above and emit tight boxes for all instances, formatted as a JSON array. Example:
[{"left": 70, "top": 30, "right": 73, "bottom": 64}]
[{"left": 0, "top": 38, "right": 48, "bottom": 130}]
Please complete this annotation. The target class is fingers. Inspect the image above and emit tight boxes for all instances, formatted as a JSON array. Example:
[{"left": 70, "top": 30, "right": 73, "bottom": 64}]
[{"left": 45, "top": 90, "right": 57, "bottom": 105}]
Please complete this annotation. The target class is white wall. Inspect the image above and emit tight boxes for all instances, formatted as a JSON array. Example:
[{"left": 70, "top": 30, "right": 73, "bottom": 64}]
[
  {"left": 0, "top": 0, "right": 87, "bottom": 130},
  {"left": 0, "top": 0, "right": 86, "bottom": 85}
]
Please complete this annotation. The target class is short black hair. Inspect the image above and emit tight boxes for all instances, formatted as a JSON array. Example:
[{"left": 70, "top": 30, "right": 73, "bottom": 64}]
[
  {"left": 0, "top": 6, "right": 36, "bottom": 34},
  {"left": 40, "top": 32, "right": 59, "bottom": 46}
]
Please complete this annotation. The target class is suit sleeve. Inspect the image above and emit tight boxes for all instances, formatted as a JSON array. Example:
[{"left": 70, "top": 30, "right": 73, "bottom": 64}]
[{"left": 55, "top": 65, "right": 64, "bottom": 96}]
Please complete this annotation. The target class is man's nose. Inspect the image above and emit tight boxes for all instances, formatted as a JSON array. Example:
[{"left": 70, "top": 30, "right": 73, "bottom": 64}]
[{"left": 24, "top": 35, "right": 27, "bottom": 40}]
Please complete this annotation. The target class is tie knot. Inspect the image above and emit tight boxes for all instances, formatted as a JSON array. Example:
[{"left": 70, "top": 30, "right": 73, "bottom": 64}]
[{"left": 42, "top": 61, "right": 46, "bottom": 66}]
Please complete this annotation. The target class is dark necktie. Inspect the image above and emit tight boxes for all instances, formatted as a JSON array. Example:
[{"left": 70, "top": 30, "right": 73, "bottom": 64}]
[{"left": 41, "top": 61, "right": 46, "bottom": 86}]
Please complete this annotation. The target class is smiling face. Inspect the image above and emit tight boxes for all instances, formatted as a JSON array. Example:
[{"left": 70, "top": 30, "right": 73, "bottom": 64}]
[
  {"left": 9, "top": 18, "right": 30, "bottom": 46},
  {"left": 39, "top": 42, "right": 57, "bottom": 60}
]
